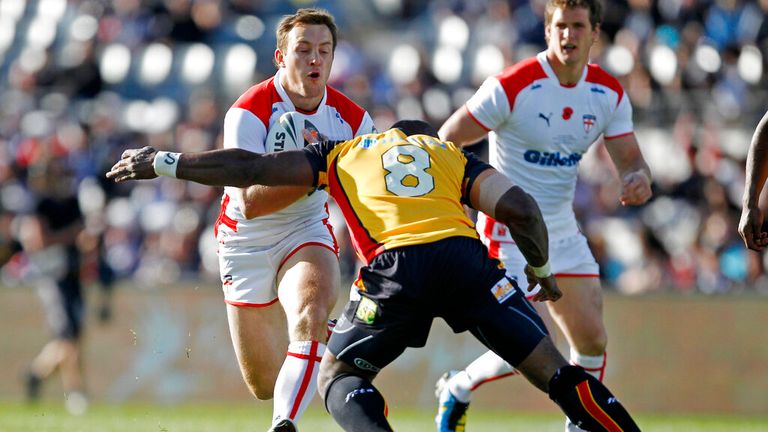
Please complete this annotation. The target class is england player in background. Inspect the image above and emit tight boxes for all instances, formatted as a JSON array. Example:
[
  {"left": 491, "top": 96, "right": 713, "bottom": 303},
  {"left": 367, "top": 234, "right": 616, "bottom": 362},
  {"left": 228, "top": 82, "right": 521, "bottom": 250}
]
[
  {"left": 433, "top": 1, "right": 652, "bottom": 431},
  {"left": 215, "top": 8, "right": 375, "bottom": 432}
]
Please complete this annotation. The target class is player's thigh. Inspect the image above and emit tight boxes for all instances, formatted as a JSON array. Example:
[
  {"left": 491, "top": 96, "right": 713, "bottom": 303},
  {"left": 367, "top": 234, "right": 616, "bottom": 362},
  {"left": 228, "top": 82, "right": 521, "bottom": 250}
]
[
  {"left": 326, "top": 298, "right": 417, "bottom": 377},
  {"left": 277, "top": 244, "right": 340, "bottom": 339},
  {"left": 546, "top": 276, "right": 606, "bottom": 353},
  {"left": 226, "top": 302, "right": 288, "bottom": 384}
]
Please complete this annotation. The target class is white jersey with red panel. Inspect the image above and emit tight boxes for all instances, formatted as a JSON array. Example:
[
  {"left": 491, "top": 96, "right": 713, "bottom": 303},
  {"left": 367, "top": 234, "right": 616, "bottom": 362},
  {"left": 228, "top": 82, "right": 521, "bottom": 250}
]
[
  {"left": 217, "top": 70, "right": 376, "bottom": 247},
  {"left": 466, "top": 51, "right": 633, "bottom": 241}
]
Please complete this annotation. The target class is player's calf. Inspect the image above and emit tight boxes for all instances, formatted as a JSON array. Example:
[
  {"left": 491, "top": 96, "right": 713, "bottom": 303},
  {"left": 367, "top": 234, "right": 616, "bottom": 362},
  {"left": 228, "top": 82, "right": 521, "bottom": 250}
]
[{"left": 548, "top": 366, "right": 640, "bottom": 432}]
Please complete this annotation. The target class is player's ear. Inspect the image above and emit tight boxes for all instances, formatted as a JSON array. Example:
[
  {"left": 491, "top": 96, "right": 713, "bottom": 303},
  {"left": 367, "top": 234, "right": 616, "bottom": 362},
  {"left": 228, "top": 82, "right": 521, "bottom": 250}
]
[{"left": 275, "top": 49, "right": 285, "bottom": 68}]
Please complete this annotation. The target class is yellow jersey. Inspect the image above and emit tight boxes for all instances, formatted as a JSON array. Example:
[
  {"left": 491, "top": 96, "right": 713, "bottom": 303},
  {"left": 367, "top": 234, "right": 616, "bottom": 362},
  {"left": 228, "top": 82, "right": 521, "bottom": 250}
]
[{"left": 304, "top": 128, "right": 491, "bottom": 263}]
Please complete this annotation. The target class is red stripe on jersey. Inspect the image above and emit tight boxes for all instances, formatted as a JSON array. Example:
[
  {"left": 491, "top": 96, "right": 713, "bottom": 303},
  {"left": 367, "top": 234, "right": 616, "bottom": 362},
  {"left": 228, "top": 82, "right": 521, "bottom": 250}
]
[
  {"left": 326, "top": 85, "right": 367, "bottom": 135},
  {"left": 585, "top": 64, "right": 624, "bottom": 108},
  {"left": 289, "top": 341, "right": 320, "bottom": 419},
  {"left": 230, "top": 76, "right": 283, "bottom": 129},
  {"left": 328, "top": 159, "right": 380, "bottom": 264},
  {"left": 214, "top": 194, "right": 238, "bottom": 237},
  {"left": 495, "top": 57, "right": 548, "bottom": 112},
  {"left": 575, "top": 380, "right": 623, "bottom": 432}
]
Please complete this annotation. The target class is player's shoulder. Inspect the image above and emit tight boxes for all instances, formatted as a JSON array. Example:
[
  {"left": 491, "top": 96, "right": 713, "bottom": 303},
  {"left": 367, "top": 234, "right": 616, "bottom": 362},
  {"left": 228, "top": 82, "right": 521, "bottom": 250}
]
[
  {"left": 325, "top": 85, "right": 366, "bottom": 115},
  {"left": 325, "top": 84, "right": 369, "bottom": 131},
  {"left": 585, "top": 63, "right": 625, "bottom": 100},
  {"left": 495, "top": 57, "right": 547, "bottom": 86},
  {"left": 230, "top": 76, "right": 282, "bottom": 125},
  {"left": 490, "top": 57, "right": 548, "bottom": 107}
]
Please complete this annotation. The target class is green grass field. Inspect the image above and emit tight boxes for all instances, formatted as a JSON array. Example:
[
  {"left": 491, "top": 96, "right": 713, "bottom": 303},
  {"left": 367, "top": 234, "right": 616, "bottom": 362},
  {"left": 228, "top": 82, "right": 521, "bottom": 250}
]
[{"left": 1, "top": 402, "right": 766, "bottom": 432}]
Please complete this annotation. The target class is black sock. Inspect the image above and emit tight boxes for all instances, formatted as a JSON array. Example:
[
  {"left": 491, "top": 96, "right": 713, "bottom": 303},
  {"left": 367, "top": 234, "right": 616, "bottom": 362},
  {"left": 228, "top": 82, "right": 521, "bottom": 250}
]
[
  {"left": 324, "top": 374, "right": 392, "bottom": 432},
  {"left": 548, "top": 365, "right": 640, "bottom": 432}
]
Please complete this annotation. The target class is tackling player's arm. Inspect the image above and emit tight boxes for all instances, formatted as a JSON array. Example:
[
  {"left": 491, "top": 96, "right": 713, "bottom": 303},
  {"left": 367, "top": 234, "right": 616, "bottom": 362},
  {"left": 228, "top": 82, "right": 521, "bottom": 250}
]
[
  {"left": 603, "top": 133, "right": 653, "bottom": 206},
  {"left": 467, "top": 167, "right": 560, "bottom": 302},
  {"left": 439, "top": 105, "right": 488, "bottom": 147},
  {"left": 740, "top": 110, "right": 768, "bottom": 251},
  {"left": 107, "top": 146, "right": 315, "bottom": 189}
]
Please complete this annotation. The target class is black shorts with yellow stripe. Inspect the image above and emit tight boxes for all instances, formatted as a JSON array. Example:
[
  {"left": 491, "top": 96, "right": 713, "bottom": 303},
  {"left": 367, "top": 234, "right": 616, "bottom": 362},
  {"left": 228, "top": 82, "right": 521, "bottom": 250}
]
[{"left": 328, "top": 236, "right": 548, "bottom": 374}]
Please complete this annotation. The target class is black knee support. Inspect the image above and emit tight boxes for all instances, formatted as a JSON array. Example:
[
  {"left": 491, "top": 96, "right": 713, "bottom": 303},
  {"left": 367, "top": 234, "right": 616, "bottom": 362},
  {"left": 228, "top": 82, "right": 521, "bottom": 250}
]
[{"left": 324, "top": 373, "right": 391, "bottom": 432}]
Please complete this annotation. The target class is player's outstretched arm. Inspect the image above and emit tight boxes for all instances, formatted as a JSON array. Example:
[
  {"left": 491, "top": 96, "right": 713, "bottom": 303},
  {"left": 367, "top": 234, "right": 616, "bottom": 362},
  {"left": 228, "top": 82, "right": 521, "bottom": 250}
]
[
  {"left": 469, "top": 169, "right": 561, "bottom": 302},
  {"left": 438, "top": 105, "right": 488, "bottom": 147},
  {"left": 107, "top": 146, "right": 315, "bottom": 188},
  {"left": 603, "top": 133, "right": 653, "bottom": 206},
  {"left": 740, "top": 110, "right": 768, "bottom": 251}
]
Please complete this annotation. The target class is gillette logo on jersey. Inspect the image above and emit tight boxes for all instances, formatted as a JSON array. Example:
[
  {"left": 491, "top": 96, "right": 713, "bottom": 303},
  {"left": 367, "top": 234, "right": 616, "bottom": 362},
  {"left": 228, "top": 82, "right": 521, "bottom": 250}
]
[{"left": 524, "top": 150, "right": 582, "bottom": 167}]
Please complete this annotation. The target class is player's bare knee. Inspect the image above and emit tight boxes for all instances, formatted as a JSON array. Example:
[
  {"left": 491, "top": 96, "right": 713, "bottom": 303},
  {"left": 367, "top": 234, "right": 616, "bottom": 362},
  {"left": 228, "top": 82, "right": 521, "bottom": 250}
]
[{"left": 573, "top": 324, "right": 607, "bottom": 355}]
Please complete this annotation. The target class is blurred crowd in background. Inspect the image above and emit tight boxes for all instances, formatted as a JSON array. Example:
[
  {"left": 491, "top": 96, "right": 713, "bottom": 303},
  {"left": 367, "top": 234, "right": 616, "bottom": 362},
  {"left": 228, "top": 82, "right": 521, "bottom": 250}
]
[{"left": 2, "top": 0, "right": 768, "bottom": 295}]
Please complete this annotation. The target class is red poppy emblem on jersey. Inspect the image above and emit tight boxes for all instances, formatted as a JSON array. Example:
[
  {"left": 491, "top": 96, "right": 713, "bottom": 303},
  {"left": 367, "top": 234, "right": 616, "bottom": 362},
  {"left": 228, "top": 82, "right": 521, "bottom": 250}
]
[{"left": 562, "top": 107, "right": 573, "bottom": 120}]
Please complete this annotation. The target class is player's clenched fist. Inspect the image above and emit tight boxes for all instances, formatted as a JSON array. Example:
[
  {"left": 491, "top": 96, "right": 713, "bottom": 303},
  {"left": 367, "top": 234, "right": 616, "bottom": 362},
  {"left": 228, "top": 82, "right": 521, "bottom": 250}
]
[
  {"left": 107, "top": 146, "right": 159, "bottom": 182},
  {"left": 619, "top": 170, "right": 652, "bottom": 206}
]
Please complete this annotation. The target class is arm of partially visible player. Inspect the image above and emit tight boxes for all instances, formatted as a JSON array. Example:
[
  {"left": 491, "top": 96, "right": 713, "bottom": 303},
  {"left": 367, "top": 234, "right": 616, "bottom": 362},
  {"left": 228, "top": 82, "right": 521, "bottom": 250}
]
[
  {"left": 107, "top": 146, "right": 315, "bottom": 189},
  {"left": 603, "top": 133, "right": 653, "bottom": 206},
  {"left": 439, "top": 105, "right": 488, "bottom": 147},
  {"left": 468, "top": 168, "right": 561, "bottom": 302},
  {"left": 740, "top": 110, "right": 768, "bottom": 251}
]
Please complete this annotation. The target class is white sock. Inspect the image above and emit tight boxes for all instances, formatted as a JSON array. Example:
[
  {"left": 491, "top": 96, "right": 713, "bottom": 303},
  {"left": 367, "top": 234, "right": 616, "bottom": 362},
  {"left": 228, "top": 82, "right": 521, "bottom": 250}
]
[
  {"left": 272, "top": 341, "right": 325, "bottom": 424},
  {"left": 450, "top": 350, "right": 519, "bottom": 402},
  {"left": 570, "top": 348, "right": 606, "bottom": 381}
]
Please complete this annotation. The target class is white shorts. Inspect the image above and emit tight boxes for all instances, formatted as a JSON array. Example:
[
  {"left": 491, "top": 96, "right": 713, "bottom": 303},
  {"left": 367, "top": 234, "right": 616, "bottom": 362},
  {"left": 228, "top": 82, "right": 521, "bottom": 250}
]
[
  {"left": 478, "top": 216, "right": 599, "bottom": 298},
  {"left": 217, "top": 220, "right": 338, "bottom": 306}
]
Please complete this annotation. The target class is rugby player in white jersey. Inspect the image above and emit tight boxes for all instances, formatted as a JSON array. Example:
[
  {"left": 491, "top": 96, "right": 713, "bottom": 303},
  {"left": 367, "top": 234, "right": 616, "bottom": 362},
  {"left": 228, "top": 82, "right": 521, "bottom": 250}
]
[
  {"left": 434, "top": 1, "right": 652, "bottom": 431},
  {"left": 216, "top": 8, "right": 375, "bottom": 432}
]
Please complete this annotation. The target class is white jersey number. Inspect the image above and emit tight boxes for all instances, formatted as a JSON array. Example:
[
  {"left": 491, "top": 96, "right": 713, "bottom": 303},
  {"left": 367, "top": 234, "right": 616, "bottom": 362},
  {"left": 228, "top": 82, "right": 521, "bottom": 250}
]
[{"left": 382, "top": 145, "right": 435, "bottom": 197}]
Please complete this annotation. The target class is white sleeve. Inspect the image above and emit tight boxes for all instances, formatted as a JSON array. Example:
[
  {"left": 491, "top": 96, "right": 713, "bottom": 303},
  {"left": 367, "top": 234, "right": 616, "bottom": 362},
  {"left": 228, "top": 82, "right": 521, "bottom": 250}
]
[
  {"left": 223, "top": 108, "right": 268, "bottom": 153},
  {"left": 465, "top": 77, "right": 511, "bottom": 131},
  {"left": 604, "top": 93, "right": 634, "bottom": 138},
  {"left": 355, "top": 111, "right": 378, "bottom": 136}
]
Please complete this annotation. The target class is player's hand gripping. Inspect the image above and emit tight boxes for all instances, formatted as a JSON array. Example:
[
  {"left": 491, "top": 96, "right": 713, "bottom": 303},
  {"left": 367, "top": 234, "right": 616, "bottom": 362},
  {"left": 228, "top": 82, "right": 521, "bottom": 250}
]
[
  {"left": 524, "top": 265, "right": 562, "bottom": 302},
  {"left": 739, "top": 206, "right": 768, "bottom": 251},
  {"left": 107, "top": 146, "right": 159, "bottom": 182},
  {"left": 619, "top": 170, "right": 652, "bottom": 206}
]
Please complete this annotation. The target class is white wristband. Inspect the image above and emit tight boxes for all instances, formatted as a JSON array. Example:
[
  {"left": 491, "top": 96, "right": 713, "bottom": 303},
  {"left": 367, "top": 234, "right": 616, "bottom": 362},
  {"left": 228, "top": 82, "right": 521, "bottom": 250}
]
[
  {"left": 153, "top": 151, "right": 181, "bottom": 178},
  {"left": 530, "top": 261, "right": 552, "bottom": 278}
]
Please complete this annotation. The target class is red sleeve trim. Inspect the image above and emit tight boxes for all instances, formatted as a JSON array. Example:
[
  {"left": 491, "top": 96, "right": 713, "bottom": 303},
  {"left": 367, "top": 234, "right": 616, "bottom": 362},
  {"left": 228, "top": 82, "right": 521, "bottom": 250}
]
[
  {"left": 604, "top": 131, "right": 634, "bottom": 140},
  {"left": 465, "top": 105, "right": 492, "bottom": 132},
  {"left": 326, "top": 85, "right": 367, "bottom": 134},
  {"left": 231, "top": 76, "right": 282, "bottom": 130},
  {"left": 585, "top": 64, "right": 624, "bottom": 108},
  {"left": 495, "top": 57, "right": 548, "bottom": 112}
]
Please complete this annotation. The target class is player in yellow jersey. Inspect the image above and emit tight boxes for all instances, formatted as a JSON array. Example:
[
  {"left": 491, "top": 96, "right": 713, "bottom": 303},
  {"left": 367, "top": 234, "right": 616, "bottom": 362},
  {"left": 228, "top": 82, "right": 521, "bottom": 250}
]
[{"left": 108, "top": 120, "right": 640, "bottom": 432}]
